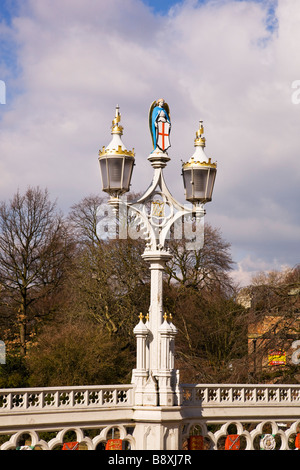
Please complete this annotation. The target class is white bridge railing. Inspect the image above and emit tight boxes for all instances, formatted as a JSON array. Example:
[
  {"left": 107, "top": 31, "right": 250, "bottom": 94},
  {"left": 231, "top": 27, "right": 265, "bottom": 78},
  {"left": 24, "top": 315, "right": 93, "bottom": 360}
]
[
  {"left": 0, "top": 384, "right": 134, "bottom": 412},
  {"left": 2, "top": 383, "right": 299, "bottom": 413},
  {"left": 1, "top": 383, "right": 300, "bottom": 450},
  {"left": 179, "top": 384, "right": 300, "bottom": 449},
  {"left": 180, "top": 383, "right": 300, "bottom": 407}
]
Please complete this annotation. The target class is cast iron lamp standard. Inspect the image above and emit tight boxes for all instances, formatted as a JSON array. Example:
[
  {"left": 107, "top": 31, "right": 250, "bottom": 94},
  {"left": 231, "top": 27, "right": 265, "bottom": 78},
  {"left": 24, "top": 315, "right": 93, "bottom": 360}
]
[{"left": 98, "top": 100, "right": 217, "bottom": 407}]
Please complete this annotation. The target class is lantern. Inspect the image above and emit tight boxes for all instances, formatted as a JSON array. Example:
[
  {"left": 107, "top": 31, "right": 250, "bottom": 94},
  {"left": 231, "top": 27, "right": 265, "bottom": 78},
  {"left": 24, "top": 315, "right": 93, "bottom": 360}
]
[
  {"left": 99, "top": 106, "right": 135, "bottom": 197},
  {"left": 182, "top": 121, "right": 217, "bottom": 204}
]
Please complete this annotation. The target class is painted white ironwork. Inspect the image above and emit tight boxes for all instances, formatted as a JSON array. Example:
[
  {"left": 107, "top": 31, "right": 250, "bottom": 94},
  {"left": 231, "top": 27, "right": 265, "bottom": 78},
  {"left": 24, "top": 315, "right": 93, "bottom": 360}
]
[
  {"left": 0, "top": 384, "right": 134, "bottom": 412},
  {"left": 106, "top": 104, "right": 206, "bottom": 409},
  {"left": 180, "top": 383, "right": 300, "bottom": 407},
  {"left": 1, "top": 384, "right": 300, "bottom": 450}
]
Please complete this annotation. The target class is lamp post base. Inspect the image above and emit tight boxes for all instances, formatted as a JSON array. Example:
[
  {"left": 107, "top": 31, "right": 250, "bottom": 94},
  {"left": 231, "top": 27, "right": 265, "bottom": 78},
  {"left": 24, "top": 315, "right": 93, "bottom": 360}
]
[{"left": 148, "top": 149, "right": 170, "bottom": 169}]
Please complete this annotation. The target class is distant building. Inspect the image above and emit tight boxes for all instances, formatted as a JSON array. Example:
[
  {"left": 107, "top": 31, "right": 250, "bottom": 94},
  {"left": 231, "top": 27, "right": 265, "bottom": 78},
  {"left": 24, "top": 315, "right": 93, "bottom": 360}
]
[{"left": 237, "top": 279, "right": 300, "bottom": 380}]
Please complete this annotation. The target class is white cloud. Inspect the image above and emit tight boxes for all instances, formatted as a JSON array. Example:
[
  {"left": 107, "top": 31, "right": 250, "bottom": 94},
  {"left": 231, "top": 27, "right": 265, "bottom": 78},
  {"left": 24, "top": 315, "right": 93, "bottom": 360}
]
[
  {"left": 229, "top": 254, "right": 291, "bottom": 287},
  {"left": 0, "top": 0, "right": 299, "bottom": 282}
]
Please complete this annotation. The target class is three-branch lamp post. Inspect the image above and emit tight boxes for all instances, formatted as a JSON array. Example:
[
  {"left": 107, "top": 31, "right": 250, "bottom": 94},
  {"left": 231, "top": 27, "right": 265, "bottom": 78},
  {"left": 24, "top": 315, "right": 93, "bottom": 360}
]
[{"left": 98, "top": 100, "right": 217, "bottom": 407}]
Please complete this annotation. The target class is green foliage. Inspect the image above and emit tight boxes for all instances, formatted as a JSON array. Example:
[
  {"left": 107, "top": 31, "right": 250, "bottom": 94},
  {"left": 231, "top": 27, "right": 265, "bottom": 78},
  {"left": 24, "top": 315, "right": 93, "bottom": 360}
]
[
  {"left": 0, "top": 354, "right": 29, "bottom": 388},
  {"left": 27, "top": 321, "right": 134, "bottom": 387},
  {"left": 26, "top": 318, "right": 135, "bottom": 387}
]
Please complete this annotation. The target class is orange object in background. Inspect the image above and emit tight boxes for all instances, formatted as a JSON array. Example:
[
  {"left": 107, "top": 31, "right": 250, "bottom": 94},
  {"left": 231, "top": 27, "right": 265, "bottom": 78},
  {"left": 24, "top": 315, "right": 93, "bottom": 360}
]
[
  {"left": 225, "top": 434, "right": 240, "bottom": 450},
  {"left": 105, "top": 439, "right": 123, "bottom": 450},
  {"left": 62, "top": 441, "right": 79, "bottom": 450},
  {"left": 188, "top": 436, "right": 204, "bottom": 450}
]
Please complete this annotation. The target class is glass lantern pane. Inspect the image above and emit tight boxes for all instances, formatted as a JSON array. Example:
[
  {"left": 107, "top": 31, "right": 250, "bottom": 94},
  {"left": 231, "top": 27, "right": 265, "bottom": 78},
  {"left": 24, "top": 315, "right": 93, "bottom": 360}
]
[
  {"left": 99, "top": 159, "right": 108, "bottom": 190},
  {"left": 183, "top": 169, "right": 193, "bottom": 201},
  {"left": 193, "top": 168, "right": 209, "bottom": 200},
  {"left": 194, "top": 169, "right": 207, "bottom": 194},
  {"left": 108, "top": 158, "right": 123, "bottom": 189},
  {"left": 123, "top": 157, "right": 134, "bottom": 191},
  {"left": 206, "top": 168, "right": 216, "bottom": 200}
]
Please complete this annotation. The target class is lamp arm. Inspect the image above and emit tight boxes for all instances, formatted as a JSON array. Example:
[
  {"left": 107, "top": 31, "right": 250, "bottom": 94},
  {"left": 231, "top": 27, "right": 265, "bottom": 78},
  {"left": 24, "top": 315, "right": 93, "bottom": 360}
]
[
  {"left": 110, "top": 166, "right": 205, "bottom": 251},
  {"left": 117, "top": 198, "right": 157, "bottom": 250},
  {"left": 159, "top": 206, "right": 204, "bottom": 248}
]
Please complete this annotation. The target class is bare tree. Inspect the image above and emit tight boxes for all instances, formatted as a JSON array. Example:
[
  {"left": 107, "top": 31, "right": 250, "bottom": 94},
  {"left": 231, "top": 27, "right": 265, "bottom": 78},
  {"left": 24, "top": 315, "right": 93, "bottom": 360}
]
[
  {"left": 68, "top": 194, "right": 150, "bottom": 337},
  {"left": 164, "top": 282, "right": 248, "bottom": 383},
  {"left": 165, "top": 224, "right": 234, "bottom": 293},
  {"left": 0, "top": 187, "right": 72, "bottom": 355},
  {"left": 69, "top": 194, "right": 105, "bottom": 246}
]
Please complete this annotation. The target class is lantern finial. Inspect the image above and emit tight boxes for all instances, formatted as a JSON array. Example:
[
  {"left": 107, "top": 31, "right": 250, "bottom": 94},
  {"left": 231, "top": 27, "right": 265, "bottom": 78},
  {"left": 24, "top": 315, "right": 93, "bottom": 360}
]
[
  {"left": 194, "top": 121, "right": 206, "bottom": 147},
  {"left": 111, "top": 105, "right": 123, "bottom": 135}
]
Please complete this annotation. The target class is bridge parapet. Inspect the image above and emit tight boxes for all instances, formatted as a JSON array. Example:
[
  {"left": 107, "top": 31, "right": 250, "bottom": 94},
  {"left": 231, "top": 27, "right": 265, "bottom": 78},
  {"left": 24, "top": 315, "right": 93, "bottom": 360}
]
[
  {"left": 0, "top": 384, "right": 134, "bottom": 412},
  {"left": 1, "top": 383, "right": 300, "bottom": 450}
]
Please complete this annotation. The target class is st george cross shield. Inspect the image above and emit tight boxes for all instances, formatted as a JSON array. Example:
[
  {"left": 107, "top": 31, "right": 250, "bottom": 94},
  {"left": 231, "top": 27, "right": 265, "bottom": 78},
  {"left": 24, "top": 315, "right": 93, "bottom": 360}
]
[
  {"left": 62, "top": 441, "right": 79, "bottom": 450},
  {"left": 225, "top": 434, "right": 240, "bottom": 450},
  {"left": 157, "top": 120, "right": 171, "bottom": 152}
]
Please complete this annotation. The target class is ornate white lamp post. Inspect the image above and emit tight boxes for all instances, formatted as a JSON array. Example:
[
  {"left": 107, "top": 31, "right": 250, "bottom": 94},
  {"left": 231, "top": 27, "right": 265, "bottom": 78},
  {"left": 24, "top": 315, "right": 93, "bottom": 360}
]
[{"left": 98, "top": 99, "right": 217, "bottom": 408}]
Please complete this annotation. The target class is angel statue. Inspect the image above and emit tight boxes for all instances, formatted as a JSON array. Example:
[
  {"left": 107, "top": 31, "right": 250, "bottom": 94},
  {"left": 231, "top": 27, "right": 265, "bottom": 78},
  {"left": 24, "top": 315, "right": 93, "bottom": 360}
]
[{"left": 149, "top": 99, "right": 171, "bottom": 153}]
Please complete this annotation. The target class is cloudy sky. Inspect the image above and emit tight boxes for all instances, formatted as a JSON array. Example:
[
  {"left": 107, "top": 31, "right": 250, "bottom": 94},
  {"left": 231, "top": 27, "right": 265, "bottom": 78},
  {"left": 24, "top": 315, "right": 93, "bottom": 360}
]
[{"left": 0, "top": 0, "right": 299, "bottom": 286}]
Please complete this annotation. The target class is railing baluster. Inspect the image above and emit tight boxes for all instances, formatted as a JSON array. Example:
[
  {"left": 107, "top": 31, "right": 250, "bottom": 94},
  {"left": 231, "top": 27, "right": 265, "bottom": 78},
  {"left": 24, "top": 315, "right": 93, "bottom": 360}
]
[{"left": 24, "top": 392, "right": 28, "bottom": 409}]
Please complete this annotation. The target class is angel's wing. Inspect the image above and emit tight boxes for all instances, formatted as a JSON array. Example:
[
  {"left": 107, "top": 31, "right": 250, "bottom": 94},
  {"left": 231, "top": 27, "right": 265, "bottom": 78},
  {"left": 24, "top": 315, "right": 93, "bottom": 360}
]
[{"left": 148, "top": 100, "right": 157, "bottom": 149}]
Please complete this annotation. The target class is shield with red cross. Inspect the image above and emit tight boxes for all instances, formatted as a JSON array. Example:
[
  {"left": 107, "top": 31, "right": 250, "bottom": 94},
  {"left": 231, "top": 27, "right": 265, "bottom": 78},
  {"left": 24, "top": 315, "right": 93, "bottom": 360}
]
[
  {"left": 225, "top": 434, "right": 240, "bottom": 450},
  {"left": 62, "top": 441, "right": 79, "bottom": 450},
  {"left": 157, "top": 120, "right": 171, "bottom": 152}
]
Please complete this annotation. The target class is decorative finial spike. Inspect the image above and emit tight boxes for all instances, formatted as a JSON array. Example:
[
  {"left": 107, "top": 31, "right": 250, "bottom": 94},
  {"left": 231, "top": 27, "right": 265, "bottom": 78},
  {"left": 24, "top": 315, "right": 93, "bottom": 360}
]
[
  {"left": 139, "top": 312, "right": 144, "bottom": 321},
  {"left": 163, "top": 312, "right": 168, "bottom": 322},
  {"left": 194, "top": 120, "right": 206, "bottom": 147},
  {"left": 111, "top": 105, "right": 123, "bottom": 134}
]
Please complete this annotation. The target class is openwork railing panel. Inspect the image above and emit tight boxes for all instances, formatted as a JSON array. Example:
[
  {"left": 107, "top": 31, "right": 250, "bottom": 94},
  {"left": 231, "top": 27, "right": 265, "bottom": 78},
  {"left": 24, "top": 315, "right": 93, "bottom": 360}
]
[
  {"left": 1, "top": 419, "right": 300, "bottom": 450},
  {"left": 0, "top": 385, "right": 134, "bottom": 412},
  {"left": 182, "top": 419, "right": 300, "bottom": 450},
  {"left": 0, "top": 424, "right": 136, "bottom": 450},
  {"left": 180, "top": 384, "right": 300, "bottom": 406}
]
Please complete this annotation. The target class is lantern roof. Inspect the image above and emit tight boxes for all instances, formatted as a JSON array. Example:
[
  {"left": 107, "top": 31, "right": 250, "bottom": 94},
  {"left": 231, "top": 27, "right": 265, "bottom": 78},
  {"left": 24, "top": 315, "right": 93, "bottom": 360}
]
[
  {"left": 182, "top": 121, "right": 216, "bottom": 169},
  {"left": 99, "top": 105, "right": 135, "bottom": 158}
]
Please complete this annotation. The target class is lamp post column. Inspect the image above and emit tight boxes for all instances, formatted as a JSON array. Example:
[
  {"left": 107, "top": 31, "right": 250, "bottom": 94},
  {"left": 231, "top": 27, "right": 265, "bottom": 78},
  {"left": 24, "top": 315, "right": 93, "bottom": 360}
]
[{"left": 142, "top": 251, "right": 172, "bottom": 377}]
